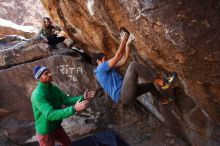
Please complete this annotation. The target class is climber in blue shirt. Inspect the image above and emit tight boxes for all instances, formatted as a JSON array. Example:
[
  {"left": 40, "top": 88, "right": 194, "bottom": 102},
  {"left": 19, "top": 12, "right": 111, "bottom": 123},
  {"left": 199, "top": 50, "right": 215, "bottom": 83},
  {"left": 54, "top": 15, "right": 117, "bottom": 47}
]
[{"left": 93, "top": 27, "right": 176, "bottom": 105}]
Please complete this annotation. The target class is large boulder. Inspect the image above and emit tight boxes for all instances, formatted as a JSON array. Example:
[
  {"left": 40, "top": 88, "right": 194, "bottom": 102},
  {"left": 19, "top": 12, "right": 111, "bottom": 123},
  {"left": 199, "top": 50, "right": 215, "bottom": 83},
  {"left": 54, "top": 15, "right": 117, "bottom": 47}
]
[
  {"left": 0, "top": 37, "right": 50, "bottom": 69},
  {"left": 0, "top": 39, "right": 188, "bottom": 145},
  {"left": 0, "top": 55, "right": 96, "bottom": 144},
  {"left": 0, "top": 26, "right": 35, "bottom": 38},
  {"left": 40, "top": 0, "right": 220, "bottom": 145},
  {"left": 0, "top": 0, "right": 47, "bottom": 27},
  {"left": 0, "top": 52, "right": 165, "bottom": 145},
  {"left": 0, "top": 0, "right": 47, "bottom": 37}
]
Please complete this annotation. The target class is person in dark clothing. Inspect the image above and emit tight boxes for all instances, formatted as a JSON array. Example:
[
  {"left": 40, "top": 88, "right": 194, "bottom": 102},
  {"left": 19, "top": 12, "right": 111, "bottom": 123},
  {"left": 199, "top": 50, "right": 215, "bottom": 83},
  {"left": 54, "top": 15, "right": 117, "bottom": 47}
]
[
  {"left": 38, "top": 17, "right": 65, "bottom": 48},
  {"left": 93, "top": 27, "right": 176, "bottom": 105}
]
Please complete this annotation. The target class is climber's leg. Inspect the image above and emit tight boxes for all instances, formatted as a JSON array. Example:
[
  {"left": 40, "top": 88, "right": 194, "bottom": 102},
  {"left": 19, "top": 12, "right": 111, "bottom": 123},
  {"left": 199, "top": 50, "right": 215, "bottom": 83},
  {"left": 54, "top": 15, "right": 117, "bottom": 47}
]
[
  {"left": 136, "top": 83, "right": 170, "bottom": 105},
  {"left": 121, "top": 61, "right": 157, "bottom": 105},
  {"left": 120, "top": 61, "right": 172, "bottom": 105}
]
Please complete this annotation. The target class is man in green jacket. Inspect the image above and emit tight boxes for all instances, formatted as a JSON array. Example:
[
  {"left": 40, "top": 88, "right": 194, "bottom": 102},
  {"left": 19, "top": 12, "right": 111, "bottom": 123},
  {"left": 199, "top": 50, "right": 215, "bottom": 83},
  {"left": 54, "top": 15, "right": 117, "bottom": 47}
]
[{"left": 31, "top": 66, "right": 95, "bottom": 146}]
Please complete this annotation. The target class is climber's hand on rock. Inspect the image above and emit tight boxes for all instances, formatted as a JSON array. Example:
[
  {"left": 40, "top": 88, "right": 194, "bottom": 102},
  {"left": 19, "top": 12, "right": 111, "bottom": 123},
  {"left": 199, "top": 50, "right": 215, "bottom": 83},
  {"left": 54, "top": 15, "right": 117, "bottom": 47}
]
[
  {"left": 126, "top": 33, "right": 135, "bottom": 46},
  {"left": 120, "top": 31, "right": 129, "bottom": 42}
]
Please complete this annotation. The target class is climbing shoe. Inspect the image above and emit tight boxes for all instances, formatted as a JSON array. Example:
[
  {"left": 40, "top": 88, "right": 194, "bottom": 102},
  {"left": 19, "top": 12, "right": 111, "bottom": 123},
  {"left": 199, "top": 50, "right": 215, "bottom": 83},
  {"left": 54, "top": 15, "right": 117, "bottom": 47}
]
[
  {"left": 161, "top": 72, "right": 177, "bottom": 90},
  {"left": 161, "top": 84, "right": 170, "bottom": 90}
]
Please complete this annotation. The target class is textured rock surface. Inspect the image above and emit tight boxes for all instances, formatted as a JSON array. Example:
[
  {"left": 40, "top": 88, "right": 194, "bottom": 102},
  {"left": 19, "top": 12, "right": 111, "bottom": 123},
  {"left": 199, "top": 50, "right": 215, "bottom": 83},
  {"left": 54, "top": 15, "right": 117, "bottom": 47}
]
[
  {"left": 0, "top": 55, "right": 95, "bottom": 144},
  {"left": 0, "top": 42, "right": 50, "bottom": 69},
  {"left": 40, "top": 0, "right": 220, "bottom": 145},
  {"left": 0, "top": 0, "right": 47, "bottom": 37},
  {"left": 0, "top": 27, "right": 34, "bottom": 38},
  {"left": 0, "top": 51, "right": 187, "bottom": 146},
  {"left": 0, "top": 34, "right": 188, "bottom": 146},
  {"left": 0, "top": 0, "right": 47, "bottom": 27},
  {"left": 0, "top": 35, "right": 66, "bottom": 69}
]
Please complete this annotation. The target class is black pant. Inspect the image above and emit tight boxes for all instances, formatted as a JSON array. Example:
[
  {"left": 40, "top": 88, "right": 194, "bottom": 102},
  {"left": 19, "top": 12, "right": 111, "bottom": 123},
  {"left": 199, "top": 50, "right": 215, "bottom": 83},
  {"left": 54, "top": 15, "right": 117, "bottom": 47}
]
[
  {"left": 120, "top": 61, "right": 163, "bottom": 105},
  {"left": 46, "top": 35, "right": 65, "bottom": 47},
  {"left": 135, "top": 82, "right": 163, "bottom": 99}
]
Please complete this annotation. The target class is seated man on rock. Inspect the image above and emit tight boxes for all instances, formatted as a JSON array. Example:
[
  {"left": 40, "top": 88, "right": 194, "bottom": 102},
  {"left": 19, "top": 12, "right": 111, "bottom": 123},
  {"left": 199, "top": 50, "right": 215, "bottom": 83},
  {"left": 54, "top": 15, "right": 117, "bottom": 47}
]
[
  {"left": 31, "top": 65, "right": 95, "bottom": 146},
  {"left": 93, "top": 27, "right": 176, "bottom": 105},
  {"left": 38, "top": 17, "right": 65, "bottom": 49}
]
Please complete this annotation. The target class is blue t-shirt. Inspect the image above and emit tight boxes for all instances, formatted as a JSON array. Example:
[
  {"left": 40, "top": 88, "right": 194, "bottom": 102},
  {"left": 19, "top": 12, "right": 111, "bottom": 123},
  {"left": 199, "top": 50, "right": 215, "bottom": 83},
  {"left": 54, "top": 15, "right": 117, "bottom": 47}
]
[{"left": 94, "top": 61, "right": 123, "bottom": 103}]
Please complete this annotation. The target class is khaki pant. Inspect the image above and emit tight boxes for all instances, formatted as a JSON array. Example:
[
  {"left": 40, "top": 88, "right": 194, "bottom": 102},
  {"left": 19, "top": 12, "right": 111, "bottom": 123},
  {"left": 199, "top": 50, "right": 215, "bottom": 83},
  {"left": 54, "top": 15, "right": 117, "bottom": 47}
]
[{"left": 120, "top": 61, "right": 163, "bottom": 105}]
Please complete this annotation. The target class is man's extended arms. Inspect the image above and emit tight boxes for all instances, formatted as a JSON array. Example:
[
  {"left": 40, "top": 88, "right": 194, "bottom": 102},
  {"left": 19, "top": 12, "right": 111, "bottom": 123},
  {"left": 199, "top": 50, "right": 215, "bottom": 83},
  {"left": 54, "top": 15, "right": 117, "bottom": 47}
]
[
  {"left": 107, "top": 32, "right": 129, "bottom": 68},
  {"left": 115, "top": 34, "right": 135, "bottom": 68}
]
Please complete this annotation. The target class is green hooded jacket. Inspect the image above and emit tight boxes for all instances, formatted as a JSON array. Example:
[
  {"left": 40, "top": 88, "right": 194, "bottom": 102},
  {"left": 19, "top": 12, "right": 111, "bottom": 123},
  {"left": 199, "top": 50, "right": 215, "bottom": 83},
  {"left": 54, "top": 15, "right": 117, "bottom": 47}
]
[{"left": 31, "top": 82, "right": 84, "bottom": 134}]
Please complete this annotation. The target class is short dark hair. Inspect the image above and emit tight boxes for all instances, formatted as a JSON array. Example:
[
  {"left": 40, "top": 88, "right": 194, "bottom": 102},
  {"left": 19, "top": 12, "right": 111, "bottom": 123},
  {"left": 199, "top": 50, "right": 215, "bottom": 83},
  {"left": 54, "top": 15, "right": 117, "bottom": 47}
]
[
  {"left": 92, "top": 53, "right": 106, "bottom": 66},
  {"left": 43, "top": 17, "right": 50, "bottom": 21}
]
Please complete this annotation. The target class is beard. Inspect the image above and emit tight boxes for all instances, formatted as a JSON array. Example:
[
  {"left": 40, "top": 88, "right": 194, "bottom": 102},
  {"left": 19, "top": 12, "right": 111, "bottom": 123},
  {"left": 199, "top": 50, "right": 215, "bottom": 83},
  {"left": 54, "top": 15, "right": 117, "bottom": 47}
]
[
  {"left": 41, "top": 76, "right": 53, "bottom": 83},
  {"left": 48, "top": 77, "right": 53, "bottom": 82}
]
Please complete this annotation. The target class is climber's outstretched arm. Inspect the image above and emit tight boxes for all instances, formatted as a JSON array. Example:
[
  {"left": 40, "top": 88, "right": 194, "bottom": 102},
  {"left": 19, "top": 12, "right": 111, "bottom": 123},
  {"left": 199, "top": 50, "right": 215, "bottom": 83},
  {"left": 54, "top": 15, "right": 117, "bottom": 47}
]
[
  {"left": 108, "top": 32, "right": 129, "bottom": 68},
  {"left": 115, "top": 33, "right": 135, "bottom": 68}
]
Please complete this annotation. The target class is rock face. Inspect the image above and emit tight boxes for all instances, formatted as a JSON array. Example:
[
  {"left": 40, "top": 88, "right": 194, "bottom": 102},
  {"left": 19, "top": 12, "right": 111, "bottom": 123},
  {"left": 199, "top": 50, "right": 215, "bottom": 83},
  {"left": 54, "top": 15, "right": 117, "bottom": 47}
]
[
  {"left": 0, "top": 0, "right": 47, "bottom": 37},
  {"left": 0, "top": 42, "right": 187, "bottom": 146},
  {"left": 40, "top": 0, "right": 220, "bottom": 145},
  {"left": 0, "top": 42, "right": 50, "bottom": 69},
  {"left": 0, "top": 27, "right": 35, "bottom": 38},
  {"left": 0, "top": 54, "right": 96, "bottom": 144},
  {"left": 0, "top": 0, "right": 47, "bottom": 27}
]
